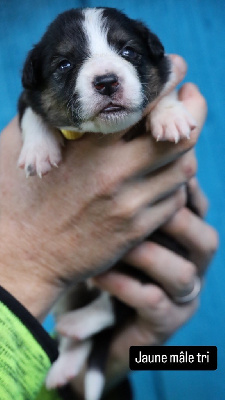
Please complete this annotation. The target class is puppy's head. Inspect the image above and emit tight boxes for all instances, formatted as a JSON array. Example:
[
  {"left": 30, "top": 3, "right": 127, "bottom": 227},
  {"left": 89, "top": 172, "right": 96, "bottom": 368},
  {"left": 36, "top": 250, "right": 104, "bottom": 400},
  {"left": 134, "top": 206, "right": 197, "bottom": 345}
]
[{"left": 22, "top": 7, "right": 170, "bottom": 133}]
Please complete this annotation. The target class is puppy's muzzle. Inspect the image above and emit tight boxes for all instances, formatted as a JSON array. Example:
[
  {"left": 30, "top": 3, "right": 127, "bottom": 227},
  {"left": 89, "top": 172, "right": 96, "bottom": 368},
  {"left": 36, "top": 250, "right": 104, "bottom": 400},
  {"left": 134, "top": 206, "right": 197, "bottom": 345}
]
[{"left": 93, "top": 74, "right": 119, "bottom": 96}]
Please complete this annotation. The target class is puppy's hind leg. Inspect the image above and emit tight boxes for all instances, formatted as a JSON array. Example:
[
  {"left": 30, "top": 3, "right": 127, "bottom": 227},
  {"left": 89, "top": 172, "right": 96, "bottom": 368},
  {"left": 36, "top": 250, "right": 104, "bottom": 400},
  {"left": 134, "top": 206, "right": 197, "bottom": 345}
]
[
  {"left": 46, "top": 337, "right": 92, "bottom": 389},
  {"left": 56, "top": 292, "right": 115, "bottom": 341}
]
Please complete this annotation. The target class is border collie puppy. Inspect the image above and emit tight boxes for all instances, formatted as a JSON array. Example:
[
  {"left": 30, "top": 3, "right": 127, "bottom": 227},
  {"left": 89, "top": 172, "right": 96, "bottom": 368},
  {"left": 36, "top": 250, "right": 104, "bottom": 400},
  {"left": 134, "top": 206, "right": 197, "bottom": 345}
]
[
  {"left": 18, "top": 7, "right": 195, "bottom": 177},
  {"left": 18, "top": 7, "right": 196, "bottom": 400}
]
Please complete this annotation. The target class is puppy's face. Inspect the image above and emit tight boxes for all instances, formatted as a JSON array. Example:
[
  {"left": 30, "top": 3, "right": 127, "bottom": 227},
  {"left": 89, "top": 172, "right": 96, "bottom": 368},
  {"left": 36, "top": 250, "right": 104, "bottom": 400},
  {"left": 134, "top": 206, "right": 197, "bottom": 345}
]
[{"left": 22, "top": 8, "right": 170, "bottom": 133}]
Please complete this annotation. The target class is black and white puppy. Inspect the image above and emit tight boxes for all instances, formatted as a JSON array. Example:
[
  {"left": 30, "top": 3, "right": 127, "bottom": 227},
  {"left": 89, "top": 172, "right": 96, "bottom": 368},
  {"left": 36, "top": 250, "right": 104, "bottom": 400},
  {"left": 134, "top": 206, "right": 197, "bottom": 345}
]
[
  {"left": 18, "top": 7, "right": 195, "bottom": 177},
  {"left": 18, "top": 7, "right": 196, "bottom": 400}
]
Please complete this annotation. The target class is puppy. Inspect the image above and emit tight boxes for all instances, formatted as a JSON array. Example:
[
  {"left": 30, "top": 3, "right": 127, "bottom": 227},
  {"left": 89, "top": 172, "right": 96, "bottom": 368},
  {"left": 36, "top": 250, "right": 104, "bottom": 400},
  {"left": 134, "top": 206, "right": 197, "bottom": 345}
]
[
  {"left": 18, "top": 7, "right": 195, "bottom": 177},
  {"left": 18, "top": 7, "right": 196, "bottom": 400}
]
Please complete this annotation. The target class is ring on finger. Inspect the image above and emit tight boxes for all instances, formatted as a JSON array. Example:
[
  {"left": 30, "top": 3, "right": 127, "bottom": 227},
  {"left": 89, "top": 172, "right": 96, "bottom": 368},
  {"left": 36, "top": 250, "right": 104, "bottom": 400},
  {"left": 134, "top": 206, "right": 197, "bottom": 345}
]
[{"left": 173, "top": 276, "right": 202, "bottom": 304}]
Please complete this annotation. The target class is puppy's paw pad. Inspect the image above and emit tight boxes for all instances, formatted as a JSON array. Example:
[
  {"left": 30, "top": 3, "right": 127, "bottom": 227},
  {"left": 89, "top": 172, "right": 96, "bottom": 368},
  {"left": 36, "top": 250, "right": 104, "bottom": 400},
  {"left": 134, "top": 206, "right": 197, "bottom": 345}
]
[
  {"left": 25, "top": 164, "right": 37, "bottom": 177},
  {"left": 150, "top": 102, "right": 197, "bottom": 143}
]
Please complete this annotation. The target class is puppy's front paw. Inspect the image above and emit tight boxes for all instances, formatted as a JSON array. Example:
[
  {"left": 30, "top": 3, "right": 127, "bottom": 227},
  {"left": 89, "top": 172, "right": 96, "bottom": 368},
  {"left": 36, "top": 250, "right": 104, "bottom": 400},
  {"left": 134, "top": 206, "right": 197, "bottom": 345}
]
[
  {"left": 18, "top": 130, "right": 63, "bottom": 178},
  {"left": 148, "top": 100, "right": 197, "bottom": 144}
]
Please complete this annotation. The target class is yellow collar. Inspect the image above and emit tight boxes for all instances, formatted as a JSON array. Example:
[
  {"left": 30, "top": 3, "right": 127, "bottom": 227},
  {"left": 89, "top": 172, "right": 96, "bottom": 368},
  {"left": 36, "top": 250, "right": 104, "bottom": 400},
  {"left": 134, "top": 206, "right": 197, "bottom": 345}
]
[{"left": 60, "top": 129, "right": 85, "bottom": 140}]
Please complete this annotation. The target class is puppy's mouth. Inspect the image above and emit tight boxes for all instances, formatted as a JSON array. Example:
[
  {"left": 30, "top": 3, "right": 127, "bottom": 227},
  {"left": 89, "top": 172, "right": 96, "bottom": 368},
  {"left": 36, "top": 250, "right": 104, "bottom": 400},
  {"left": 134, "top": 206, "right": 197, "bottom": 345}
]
[{"left": 99, "top": 103, "right": 125, "bottom": 115}]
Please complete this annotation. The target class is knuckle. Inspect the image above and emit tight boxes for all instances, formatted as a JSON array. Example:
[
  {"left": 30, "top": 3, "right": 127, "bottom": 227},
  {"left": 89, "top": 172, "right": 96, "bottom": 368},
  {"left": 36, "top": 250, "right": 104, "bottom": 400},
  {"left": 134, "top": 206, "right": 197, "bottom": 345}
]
[
  {"left": 188, "top": 176, "right": 198, "bottom": 190},
  {"left": 181, "top": 152, "right": 197, "bottom": 180},
  {"left": 129, "top": 224, "right": 146, "bottom": 243},
  {"left": 143, "top": 242, "right": 160, "bottom": 265},
  {"left": 176, "top": 261, "right": 196, "bottom": 293},
  {"left": 112, "top": 197, "right": 138, "bottom": 221},
  {"left": 96, "top": 164, "right": 131, "bottom": 198},
  {"left": 96, "top": 171, "right": 118, "bottom": 197},
  {"left": 125, "top": 241, "right": 159, "bottom": 266},
  {"left": 144, "top": 286, "right": 165, "bottom": 309},
  {"left": 197, "top": 225, "right": 219, "bottom": 258},
  {"left": 126, "top": 215, "right": 151, "bottom": 243},
  {"left": 207, "top": 227, "right": 219, "bottom": 255}
]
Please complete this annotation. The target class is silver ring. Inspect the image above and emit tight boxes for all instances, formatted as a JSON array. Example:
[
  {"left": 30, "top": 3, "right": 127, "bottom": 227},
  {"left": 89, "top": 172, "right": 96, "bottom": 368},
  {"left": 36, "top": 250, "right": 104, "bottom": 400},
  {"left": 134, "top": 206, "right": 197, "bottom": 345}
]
[{"left": 173, "top": 276, "right": 202, "bottom": 304}]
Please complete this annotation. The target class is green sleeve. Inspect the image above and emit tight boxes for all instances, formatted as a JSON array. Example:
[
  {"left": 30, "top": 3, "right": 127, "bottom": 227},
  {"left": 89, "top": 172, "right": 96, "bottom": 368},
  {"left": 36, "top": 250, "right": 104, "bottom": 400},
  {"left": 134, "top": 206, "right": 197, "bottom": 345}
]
[
  {"left": 0, "top": 285, "right": 60, "bottom": 400},
  {"left": 0, "top": 285, "right": 133, "bottom": 400}
]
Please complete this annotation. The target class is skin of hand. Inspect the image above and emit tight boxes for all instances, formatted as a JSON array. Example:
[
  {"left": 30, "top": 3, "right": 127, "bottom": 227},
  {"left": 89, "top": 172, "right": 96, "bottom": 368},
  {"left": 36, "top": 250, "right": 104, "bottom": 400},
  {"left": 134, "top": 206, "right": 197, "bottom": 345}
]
[
  {"left": 69, "top": 178, "right": 218, "bottom": 398},
  {"left": 85, "top": 84, "right": 218, "bottom": 393},
  {"left": 0, "top": 56, "right": 200, "bottom": 322}
]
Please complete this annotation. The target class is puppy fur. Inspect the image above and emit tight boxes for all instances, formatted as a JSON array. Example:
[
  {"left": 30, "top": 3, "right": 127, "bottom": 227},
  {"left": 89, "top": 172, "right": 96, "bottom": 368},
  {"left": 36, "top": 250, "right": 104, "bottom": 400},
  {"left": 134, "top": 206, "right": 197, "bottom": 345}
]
[
  {"left": 18, "top": 7, "right": 196, "bottom": 400},
  {"left": 18, "top": 7, "right": 195, "bottom": 178}
]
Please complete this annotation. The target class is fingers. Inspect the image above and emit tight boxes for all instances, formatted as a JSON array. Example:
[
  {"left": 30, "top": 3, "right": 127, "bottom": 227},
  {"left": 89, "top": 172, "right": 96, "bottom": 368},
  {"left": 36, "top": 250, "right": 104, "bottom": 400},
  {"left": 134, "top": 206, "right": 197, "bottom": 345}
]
[
  {"left": 167, "top": 54, "right": 187, "bottom": 91},
  {"left": 178, "top": 83, "right": 207, "bottom": 136},
  {"left": 95, "top": 240, "right": 196, "bottom": 303},
  {"left": 124, "top": 241, "right": 197, "bottom": 299},
  {"left": 107, "top": 292, "right": 197, "bottom": 362},
  {"left": 94, "top": 269, "right": 198, "bottom": 359},
  {"left": 94, "top": 271, "right": 164, "bottom": 309},
  {"left": 187, "top": 177, "right": 208, "bottom": 217},
  {"left": 121, "top": 204, "right": 218, "bottom": 300},
  {"left": 95, "top": 252, "right": 198, "bottom": 376},
  {"left": 132, "top": 186, "right": 186, "bottom": 241},
  {"left": 116, "top": 150, "right": 196, "bottom": 213},
  {"left": 162, "top": 208, "right": 219, "bottom": 273}
]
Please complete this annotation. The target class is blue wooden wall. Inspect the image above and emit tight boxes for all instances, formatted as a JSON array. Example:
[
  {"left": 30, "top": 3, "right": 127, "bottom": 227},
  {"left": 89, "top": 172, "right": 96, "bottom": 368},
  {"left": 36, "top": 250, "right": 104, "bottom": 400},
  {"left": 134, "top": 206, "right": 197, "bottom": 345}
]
[{"left": 0, "top": 1, "right": 224, "bottom": 399}]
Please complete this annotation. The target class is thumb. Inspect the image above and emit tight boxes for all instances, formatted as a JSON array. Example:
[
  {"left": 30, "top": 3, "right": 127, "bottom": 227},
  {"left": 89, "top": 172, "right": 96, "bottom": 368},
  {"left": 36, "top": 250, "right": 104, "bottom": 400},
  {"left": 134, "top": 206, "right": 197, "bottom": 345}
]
[
  {"left": 146, "top": 54, "right": 187, "bottom": 112},
  {"left": 179, "top": 83, "right": 208, "bottom": 136}
]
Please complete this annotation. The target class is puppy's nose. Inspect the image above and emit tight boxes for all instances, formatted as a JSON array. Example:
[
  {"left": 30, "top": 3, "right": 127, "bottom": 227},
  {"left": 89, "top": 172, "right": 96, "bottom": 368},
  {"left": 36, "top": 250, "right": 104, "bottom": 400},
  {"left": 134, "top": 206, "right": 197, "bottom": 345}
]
[{"left": 93, "top": 74, "right": 119, "bottom": 96}]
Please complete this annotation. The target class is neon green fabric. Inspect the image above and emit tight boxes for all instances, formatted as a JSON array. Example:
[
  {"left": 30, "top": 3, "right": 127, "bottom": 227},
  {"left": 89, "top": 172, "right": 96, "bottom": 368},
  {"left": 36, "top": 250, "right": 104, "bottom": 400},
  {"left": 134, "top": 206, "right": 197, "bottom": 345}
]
[
  {"left": 0, "top": 301, "right": 59, "bottom": 400},
  {"left": 36, "top": 385, "right": 62, "bottom": 400}
]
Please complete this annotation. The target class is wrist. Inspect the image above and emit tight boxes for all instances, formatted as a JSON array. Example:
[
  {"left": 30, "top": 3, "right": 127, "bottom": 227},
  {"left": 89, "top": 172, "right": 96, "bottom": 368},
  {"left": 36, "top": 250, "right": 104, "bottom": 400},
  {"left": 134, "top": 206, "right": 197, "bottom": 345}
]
[
  {"left": 0, "top": 269, "right": 61, "bottom": 322},
  {"left": 0, "top": 222, "right": 63, "bottom": 321}
]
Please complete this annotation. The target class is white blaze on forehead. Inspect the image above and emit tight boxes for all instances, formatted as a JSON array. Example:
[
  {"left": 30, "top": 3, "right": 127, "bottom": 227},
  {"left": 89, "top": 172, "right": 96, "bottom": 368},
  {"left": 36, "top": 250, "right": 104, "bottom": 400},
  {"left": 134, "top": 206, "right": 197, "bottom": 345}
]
[
  {"left": 83, "top": 8, "right": 113, "bottom": 57},
  {"left": 74, "top": 8, "right": 143, "bottom": 134}
]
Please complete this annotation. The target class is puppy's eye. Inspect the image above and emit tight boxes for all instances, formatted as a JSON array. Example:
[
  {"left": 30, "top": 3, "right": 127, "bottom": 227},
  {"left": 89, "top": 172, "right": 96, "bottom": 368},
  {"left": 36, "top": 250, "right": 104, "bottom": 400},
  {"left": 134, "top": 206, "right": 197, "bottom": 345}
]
[
  {"left": 121, "top": 47, "right": 141, "bottom": 62},
  {"left": 57, "top": 60, "right": 72, "bottom": 72}
]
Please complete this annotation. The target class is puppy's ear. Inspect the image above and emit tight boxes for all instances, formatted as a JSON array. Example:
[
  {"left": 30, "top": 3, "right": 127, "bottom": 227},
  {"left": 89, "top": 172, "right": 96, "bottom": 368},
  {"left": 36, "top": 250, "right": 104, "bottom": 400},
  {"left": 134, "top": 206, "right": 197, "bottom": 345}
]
[
  {"left": 22, "top": 46, "right": 42, "bottom": 90},
  {"left": 146, "top": 30, "right": 165, "bottom": 60},
  {"left": 134, "top": 21, "right": 165, "bottom": 61}
]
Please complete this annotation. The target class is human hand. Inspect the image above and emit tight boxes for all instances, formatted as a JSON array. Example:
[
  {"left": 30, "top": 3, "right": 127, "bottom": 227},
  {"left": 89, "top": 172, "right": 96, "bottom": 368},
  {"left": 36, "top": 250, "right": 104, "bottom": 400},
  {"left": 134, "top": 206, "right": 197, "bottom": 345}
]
[
  {"left": 0, "top": 56, "right": 198, "bottom": 321},
  {"left": 90, "top": 178, "right": 218, "bottom": 393}
]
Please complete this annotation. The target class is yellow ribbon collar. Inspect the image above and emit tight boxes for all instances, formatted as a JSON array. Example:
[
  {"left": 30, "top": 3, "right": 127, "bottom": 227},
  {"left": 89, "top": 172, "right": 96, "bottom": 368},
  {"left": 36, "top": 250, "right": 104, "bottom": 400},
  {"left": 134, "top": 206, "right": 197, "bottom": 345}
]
[{"left": 60, "top": 129, "right": 85, "bottom": 140}]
